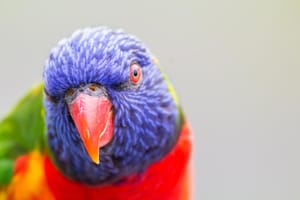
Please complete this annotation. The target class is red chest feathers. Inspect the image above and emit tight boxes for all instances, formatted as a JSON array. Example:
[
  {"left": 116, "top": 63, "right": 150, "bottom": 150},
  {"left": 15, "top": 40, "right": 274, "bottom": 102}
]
[{"left": 45, "top": 123, "right": 192, "bottom": 200}]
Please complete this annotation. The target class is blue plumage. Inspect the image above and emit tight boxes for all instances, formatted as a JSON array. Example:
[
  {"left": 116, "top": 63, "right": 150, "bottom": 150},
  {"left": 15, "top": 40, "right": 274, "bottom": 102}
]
[{"left": 43, "top": 27, "right": 180, "bottom": 184}]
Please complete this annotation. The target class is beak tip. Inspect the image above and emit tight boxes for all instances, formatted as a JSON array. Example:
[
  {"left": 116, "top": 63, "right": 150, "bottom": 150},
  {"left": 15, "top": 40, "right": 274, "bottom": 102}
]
[
  {"left": 89, "top": 154, "right": 100, "bottom": 165},
  {"left": 94, "top": 160, "right": 100, "bottom": 165},
  {"left": 90, "top": 153, "right": 100, "bottom": 165}
]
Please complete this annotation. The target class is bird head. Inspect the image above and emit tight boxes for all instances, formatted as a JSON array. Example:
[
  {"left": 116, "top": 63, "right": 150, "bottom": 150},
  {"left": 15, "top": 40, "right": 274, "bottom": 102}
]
[{"left": 43, "top": 27, "right": 181, "bottom": 184}]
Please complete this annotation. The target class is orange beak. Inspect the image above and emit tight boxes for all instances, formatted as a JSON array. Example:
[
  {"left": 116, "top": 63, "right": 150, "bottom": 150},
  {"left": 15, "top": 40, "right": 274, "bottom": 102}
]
[{"left": 68, "top": 93, "right": 114, "bottom": 164}]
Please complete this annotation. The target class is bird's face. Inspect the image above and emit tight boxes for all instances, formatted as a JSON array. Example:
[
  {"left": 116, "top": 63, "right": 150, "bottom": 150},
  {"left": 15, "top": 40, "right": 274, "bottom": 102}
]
[{"left": 43, "top": 28, "right": 180, "bottom": 184}]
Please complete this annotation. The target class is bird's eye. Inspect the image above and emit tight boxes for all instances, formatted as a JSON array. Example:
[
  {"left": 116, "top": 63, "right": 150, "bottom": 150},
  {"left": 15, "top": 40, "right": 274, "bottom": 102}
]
[
  {"left": 44, "top": 89, "right": 58, "bottom": 103},
  {"left": 66, "top": 88, "right": 75, "bottom": 97},
  {"left": 130, "top": 63, "right": 142, "bottom": 84}
]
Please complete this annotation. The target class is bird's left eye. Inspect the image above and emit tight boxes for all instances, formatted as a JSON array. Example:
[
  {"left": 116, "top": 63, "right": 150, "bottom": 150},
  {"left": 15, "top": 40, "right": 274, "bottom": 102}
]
[
  {"left": 130, "top": 63, "right": 142, "bottom": 84},
  {"left": 44, "top": 89, "right": 58, "bottom": 103}
]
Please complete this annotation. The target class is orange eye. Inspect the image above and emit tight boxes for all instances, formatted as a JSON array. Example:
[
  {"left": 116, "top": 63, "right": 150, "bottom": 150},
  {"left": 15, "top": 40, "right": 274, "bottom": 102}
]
[
  {"left": 130, "top": 63, "right": 142, "bottom": 84},
  {"left": 66, "top": 88, "right": 75, "bottom": 96}
]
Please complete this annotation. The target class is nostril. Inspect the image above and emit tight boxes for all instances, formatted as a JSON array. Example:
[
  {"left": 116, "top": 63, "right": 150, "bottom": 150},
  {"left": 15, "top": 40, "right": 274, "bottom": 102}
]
[
  {"left": 66, "top": 88, "right": 75, "bottom": 96},
  {"left": 89, "top": 84, "right": 97, "bottom": 92}
]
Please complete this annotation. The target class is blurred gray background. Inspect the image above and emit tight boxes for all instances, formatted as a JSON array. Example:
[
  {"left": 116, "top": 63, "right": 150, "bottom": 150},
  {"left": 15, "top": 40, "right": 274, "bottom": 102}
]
[{"left": 0, "top": 0, "right": 299, "bottom": 199}]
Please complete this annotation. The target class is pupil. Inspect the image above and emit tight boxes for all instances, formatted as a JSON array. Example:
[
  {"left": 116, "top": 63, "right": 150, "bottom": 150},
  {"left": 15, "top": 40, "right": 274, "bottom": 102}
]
[{"left": 133, "top": 69, "right": 138, "bottom": 77}]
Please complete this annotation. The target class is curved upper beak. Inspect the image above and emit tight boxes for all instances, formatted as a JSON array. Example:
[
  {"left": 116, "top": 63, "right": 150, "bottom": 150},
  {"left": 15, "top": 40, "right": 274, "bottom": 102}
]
[{"left": 67, "top": 88, "right": 114, "bottom": 164}]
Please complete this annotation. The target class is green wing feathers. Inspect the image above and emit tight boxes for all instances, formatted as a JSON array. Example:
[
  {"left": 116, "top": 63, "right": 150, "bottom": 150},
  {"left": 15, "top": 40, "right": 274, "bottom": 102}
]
[{"left": 0, "top": 83, "right": 45, "bottom": 186}]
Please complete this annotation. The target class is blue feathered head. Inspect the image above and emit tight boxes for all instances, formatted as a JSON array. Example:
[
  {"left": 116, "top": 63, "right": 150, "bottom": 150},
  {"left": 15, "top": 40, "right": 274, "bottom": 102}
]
[{"left": 43, "top": 27, "right": 181, "bottom": 184}]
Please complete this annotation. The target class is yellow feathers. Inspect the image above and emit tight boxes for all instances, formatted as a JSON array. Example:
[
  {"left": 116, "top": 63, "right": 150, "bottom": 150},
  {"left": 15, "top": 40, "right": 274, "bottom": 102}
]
[
  {"left": 2, "top": 151, "right": 54, "bottom": 200},
  {"left": 152, "top": 57, "right": 180, "bottom": 107}
]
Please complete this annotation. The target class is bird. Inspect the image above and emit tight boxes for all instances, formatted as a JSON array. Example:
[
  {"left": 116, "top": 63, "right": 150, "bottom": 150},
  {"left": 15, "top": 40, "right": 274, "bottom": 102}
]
[{"left": 0, "top": 27, "right": 192, "bottom": 200}]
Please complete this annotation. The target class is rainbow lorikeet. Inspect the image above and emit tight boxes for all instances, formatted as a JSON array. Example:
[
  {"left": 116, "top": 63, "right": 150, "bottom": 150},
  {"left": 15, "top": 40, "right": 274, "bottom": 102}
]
[{"left": 0, "top": 27, "right": 192, "bottom": 200}]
